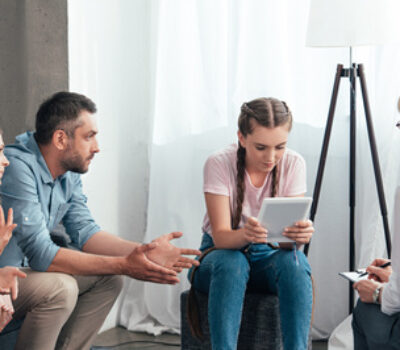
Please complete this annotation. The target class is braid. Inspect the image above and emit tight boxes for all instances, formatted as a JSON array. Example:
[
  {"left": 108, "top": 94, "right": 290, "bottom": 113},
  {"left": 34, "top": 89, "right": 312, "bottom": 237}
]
[
  {"left": 233, "top": 144, "right": 246, "bottom": 229},
  {"left": 236, "top": 97, "right": 292, "bottom": 221},
  {"left": 270, "top": 166, "right": 279, "bottom": 197}
]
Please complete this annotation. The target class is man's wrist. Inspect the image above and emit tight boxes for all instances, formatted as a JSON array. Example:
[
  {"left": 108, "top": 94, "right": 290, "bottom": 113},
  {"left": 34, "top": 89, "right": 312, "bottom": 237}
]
[
  {"left": 115, "top": 256, "right": 127, "bottom": 275},
  {"left": 372, "top": 286, "right": 382, "bottom": 304}
]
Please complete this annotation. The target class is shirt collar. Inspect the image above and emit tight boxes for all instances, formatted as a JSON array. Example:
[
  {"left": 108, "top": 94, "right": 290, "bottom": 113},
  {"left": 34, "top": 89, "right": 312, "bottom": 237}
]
[{"left": 25, "top": 133, "right": 67, "bottom": 185}]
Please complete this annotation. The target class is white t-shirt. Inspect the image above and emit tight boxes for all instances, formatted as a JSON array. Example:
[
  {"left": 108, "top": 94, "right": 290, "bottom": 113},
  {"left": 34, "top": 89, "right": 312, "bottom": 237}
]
[
  {"left": 201, "top": 144, "right": 307, "bottom": 236},
  {"left": 382, "top": 187, "right": 400, "bottom": 315}
]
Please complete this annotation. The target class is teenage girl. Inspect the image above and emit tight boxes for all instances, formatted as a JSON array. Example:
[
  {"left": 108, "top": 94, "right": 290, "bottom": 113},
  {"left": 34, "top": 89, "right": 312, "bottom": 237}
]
[{"left": 189, "top": 97, "right": 314, "bottom": 350}]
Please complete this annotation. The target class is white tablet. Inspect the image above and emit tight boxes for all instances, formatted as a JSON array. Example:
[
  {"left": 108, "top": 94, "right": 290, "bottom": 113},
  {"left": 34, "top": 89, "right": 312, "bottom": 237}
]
[{"left": 257, "top": 197, "right": 313, "bottom": 243}]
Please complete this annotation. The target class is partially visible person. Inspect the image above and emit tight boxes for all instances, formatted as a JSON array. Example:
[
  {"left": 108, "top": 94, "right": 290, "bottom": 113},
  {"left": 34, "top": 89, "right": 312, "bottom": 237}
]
[
  {"left": 352, "top": 118, "right": 400, "bottom": 349},
  {"left": 0, "top": 131, "right": 26, "bottom": 332},
  {"left": 0, "top": 92, "right": 200, "bottom": 350},
  {"left": 189, "top": 97, "right": 314, "bottom": 350},
  {"left": 352, "top": 255, "right": 400, "bottom": 350}
]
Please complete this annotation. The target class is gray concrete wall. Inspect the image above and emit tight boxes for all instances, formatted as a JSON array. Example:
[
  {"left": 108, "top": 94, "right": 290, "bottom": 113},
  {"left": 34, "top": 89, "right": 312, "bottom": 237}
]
[{"left": 0, "top": 0, "right": 68, "bottom": 143}]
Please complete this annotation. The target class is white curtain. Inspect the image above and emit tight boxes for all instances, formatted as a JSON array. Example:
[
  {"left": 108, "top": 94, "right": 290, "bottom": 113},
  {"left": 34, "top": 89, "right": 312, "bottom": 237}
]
[{"left": 67, "top": 0, "right": 400, "bottom": 340}]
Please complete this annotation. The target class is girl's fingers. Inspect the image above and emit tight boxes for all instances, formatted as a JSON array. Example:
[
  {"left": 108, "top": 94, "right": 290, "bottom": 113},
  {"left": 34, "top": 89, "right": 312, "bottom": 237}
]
[
  {"left": 245, "top": 232, "right": 267, "bottom": 241},
  {"left": 284, "top": 234, "right": 312, "bottom": 241},
  {"left": 284, "top": 231, "right": 312, "bottom": 237},
  {"left": 245, "top": 225, "right": 267, "bottom": 235},
  {"left": 247, "top": 216, "right": 259, "bottom": 226},
  {"left": 294, "top": 220, "right": 313, "bottom": 227},
  {"left": 285, "top": 227, "right": 314, "bottom": 234},
  {"left": 253, "top": 237, "right": 268, "bottom": 244}
]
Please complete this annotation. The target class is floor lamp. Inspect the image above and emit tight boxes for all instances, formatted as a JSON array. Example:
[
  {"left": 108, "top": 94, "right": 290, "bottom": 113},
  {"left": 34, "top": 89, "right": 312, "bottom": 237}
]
[{"left": 304, "top": 0, "right": 397, "bottom": 313}]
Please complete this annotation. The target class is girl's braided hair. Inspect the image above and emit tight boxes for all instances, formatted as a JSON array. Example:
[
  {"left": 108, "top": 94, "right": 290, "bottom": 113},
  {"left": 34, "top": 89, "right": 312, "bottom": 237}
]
[{"left": 233, "top": 97, "right": 292, "bottom": 229}]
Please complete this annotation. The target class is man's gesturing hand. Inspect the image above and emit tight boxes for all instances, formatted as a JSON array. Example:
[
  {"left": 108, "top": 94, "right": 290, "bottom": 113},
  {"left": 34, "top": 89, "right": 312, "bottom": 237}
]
[
  {"left": 123, "top": 243, "right": 180, "bottom": 284},
  {"left": 146, "top": 232, "right": 201, "bottom": 272}
]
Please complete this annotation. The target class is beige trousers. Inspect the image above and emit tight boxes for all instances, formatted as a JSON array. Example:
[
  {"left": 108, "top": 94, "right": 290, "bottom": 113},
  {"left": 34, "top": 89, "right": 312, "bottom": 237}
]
[{"left": 12, "top": 268, "right": 123, "bottom": 350}]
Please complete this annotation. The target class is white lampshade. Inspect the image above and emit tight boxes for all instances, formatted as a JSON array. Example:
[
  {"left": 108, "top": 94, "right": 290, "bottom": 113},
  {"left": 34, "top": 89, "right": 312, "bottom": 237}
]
[{"left": 306, "top": 0, "right": 400, "bottom": 47}]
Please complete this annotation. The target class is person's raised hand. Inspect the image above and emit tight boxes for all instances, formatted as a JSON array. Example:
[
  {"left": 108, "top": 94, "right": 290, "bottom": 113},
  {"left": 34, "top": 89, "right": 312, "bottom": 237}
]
[
  {"left": 0, "top": 294, "right": 14, "bottom": 332},
  {"left": 243, "top": 217, "right": 268, "bottom": 244},
  {"left": 146, "top": 232, "right": 201, "bottom": 272},
  {"left": 354, "top": 279, "right": 381, "bottom": 303},
  {"left": 123, "top": 242, "right": 180, "bottom": 284},
  {"left": 366, "top": 258, "right": 392, "bottom": 283},
  {"left": 0, "top": 207, "right": 17, "bottom": 255},
  {"left": 0, "top": 267, "right": 27, "bottom": 300},
  {"left": 283, "top": 220, "right": 314, "bottom": 244}
]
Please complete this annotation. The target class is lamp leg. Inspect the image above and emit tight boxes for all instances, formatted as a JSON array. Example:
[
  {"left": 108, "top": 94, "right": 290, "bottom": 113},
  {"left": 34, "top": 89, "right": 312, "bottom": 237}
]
[
  {"left": 349, "top": 64, "right": 357, "bottom": 313},
  {"left": 357, "top": 64, "right": 392, "bottom": 257},
  {"left": 304, "top": 64, "right": 344, "bottom": 256}
]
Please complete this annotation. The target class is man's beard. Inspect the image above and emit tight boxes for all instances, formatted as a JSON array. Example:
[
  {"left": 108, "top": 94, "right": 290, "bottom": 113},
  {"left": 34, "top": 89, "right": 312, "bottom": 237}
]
[{"left": 60, "top": 151, "right": 90, "bottom": 174}]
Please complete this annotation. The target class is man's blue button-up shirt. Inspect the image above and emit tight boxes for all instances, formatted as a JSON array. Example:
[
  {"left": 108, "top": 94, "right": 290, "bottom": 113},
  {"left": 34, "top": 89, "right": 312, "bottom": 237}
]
[{"left": 0, "top": 131, "right": 101, "bottom": 271}]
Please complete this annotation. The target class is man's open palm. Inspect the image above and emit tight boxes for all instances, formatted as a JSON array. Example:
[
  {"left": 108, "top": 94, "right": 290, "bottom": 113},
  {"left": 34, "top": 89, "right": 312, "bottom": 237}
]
[{"left": 146, "top": 232, "right": 200, "bottom": 272}]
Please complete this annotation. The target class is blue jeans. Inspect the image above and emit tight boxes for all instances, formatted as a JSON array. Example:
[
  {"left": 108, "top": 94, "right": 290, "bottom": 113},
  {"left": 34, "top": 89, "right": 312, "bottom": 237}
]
[
  {"left": 352, "top": 300, "right": 400, "bottom": 350},
  {"left": 189, "top": 234, "right": 313, "bottom": 350}
]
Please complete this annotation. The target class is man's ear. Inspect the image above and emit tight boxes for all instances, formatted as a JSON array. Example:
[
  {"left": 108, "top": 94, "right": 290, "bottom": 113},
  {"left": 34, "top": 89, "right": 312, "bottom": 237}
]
[
  {"left": 52, "top": 130, "right": 69, "bottom": 151},
  {"left": 237, "top": 130, "right": 246, "bottom": 148}
]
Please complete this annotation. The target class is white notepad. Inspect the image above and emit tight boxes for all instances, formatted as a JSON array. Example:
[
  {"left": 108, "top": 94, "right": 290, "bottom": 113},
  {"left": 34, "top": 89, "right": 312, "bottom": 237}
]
[{"left": 339, "top": 269, "right": 368, "bottom": 283}]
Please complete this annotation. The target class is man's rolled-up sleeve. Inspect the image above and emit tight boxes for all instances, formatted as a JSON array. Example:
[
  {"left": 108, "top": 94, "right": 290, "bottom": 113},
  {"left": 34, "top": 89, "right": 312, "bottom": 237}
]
[
  {"left": 62, "top": 174, "right": 100, "bottom": 249},
  {"left": 0, "top": 158, "right": 60, "bottom": 271}
]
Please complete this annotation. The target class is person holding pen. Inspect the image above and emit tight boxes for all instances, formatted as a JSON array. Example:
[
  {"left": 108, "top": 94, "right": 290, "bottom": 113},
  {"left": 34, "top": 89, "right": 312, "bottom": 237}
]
[
  {"left": 352, "top": 119, "right": 400, "bottom": 349},
  {"left": 352, "top": 257, "right": 400, "bottom": 350},
  {"left": 352, "top": 232, "right": 400, "bottom": 348}
]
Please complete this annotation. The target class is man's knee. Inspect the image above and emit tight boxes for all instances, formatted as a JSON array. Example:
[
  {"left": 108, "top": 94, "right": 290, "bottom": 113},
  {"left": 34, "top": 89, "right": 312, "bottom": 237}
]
[
  {"left": 99, "top": 275, "right": 124, "bottom": 299},
  {"left": 352, "top": 299, "right": 398, "bottom": 347},
  {"left": 48, "top": 274, "right": 80, "bottom": 313},
  {"left": 109, "top": 275, "right": 124, "bottom": 296}
]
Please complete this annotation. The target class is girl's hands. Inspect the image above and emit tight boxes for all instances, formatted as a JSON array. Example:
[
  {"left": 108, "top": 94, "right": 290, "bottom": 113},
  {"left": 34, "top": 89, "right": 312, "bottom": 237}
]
[
  {"left": 283, "top": 220, "right": 314, "bottom": 244},
  {"left": 0, "top": 207, "right": 17, "bottom": 255},
  {"left": 243, "top": 217, "right": 268, "bottom": 244}
]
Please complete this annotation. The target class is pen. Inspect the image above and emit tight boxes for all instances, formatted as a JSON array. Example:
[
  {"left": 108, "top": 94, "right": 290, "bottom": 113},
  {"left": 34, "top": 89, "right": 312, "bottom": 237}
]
[{"left": 359, "top": 261, "right": 391, "bottom": 277}]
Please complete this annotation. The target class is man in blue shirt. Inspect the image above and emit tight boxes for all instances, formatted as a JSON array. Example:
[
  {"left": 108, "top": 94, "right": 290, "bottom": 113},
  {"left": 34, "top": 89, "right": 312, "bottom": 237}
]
[{"left": 0, "top": 91, "right": 200, "bottom": 350}]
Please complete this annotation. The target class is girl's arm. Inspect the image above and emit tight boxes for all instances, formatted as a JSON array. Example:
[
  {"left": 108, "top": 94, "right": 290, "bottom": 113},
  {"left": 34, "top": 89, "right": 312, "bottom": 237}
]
[{"left": 205, "top": 193, "right": 267, "bottom": 249}]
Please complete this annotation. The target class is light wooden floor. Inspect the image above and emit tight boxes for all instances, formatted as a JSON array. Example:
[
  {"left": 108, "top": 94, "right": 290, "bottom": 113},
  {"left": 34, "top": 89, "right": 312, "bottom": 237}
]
[{"left": 92, "top": 326, "right": 328, "bottom": 349}]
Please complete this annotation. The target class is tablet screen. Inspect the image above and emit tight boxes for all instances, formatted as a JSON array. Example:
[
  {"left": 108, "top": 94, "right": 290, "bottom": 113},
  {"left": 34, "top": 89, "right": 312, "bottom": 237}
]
[{"left": 257, "top": 197, "right": 312, "bottom": 243}]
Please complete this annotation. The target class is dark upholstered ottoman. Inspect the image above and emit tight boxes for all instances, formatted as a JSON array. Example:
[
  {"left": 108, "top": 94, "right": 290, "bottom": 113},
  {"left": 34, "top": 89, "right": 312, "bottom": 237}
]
[{"left": 180, "top": 290, "right": 312, "bottom": 350}]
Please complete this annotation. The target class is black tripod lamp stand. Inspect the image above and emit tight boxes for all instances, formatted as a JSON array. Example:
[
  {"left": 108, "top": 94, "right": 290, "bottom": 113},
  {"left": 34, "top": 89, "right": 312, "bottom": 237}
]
[{"left": 305, "top": 0, "right": 397, "bottom": 313}]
